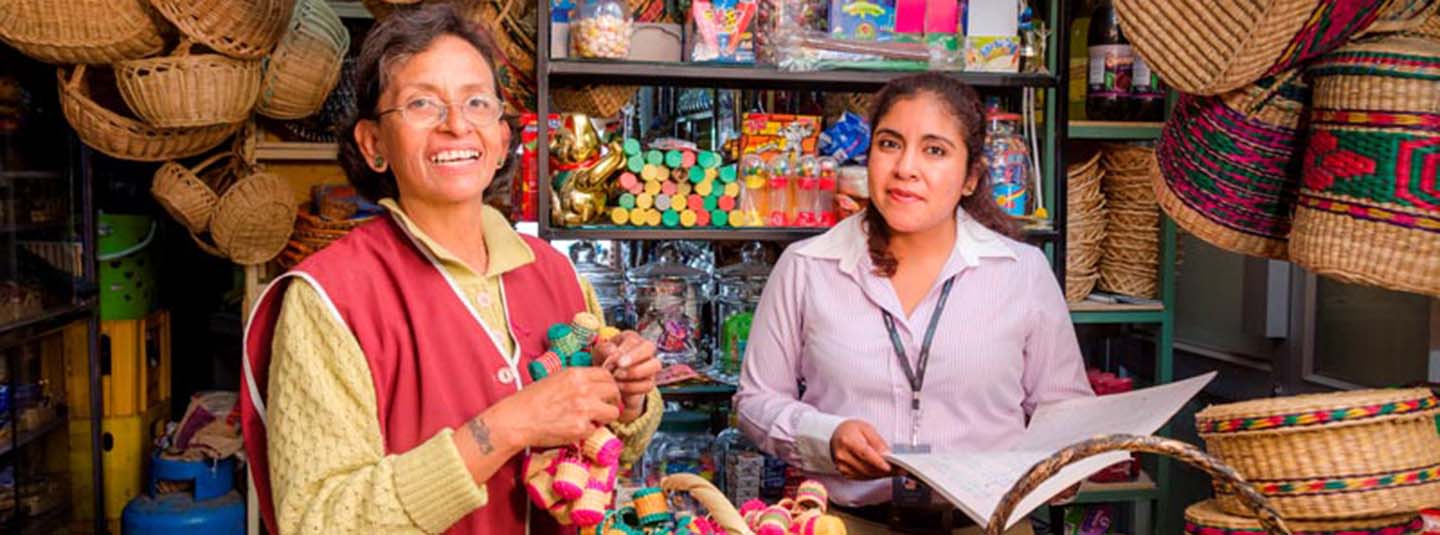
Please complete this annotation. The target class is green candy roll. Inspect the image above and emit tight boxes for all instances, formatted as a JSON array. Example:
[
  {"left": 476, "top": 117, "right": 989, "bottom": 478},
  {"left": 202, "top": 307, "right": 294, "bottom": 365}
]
[
  {"left": 662, "top": 210, "right": 680, "bottom": 227},
  {"left": 703, "top": 196, "right": 718, "bottom": 211},
  {"left": 688, "top": 166, "right": 705, "bottom": 183},
  {"left": 711, "top": 209, "right": 728, "bottom": 227},
  {"left": 719, "top": 165, "right": 737, "bottom": 183},
  {"left": 627, "top": 156, "right": 644, "bottom": 173},
  {"left": 623, "top": 138, "right": 641, "bottom": 155},
  {"left": 619, "top": 193, "right": 636, "bottom": 209},
  {"left": 698, "top": 151, "right": 720, "bottom": 169},
  {"left": 665, "top": 150, "right": 683, "bottom": 168},
  {"left": 645, "top": 150, "right": 663, "bottom": 165}
]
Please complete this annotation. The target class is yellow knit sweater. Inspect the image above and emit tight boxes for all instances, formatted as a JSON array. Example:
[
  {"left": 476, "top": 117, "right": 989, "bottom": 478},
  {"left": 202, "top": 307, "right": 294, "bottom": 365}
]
[{"left": 266, "top": 201, "right": 662, "bottom": 534}]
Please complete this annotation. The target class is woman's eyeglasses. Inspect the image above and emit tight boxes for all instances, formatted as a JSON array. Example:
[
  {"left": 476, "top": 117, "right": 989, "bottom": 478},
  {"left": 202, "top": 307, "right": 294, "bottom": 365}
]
[{"left": 377, "top": 94, "right": 504, "bottom": 128}]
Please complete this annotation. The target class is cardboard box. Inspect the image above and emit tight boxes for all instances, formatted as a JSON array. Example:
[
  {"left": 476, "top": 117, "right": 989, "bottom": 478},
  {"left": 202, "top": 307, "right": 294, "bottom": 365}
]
[
  {"left": 633, "top": 23, "right": 684, "bottom": 62},
  {"left": 741, "top": 113, "right": 823, "bottom": 160}
]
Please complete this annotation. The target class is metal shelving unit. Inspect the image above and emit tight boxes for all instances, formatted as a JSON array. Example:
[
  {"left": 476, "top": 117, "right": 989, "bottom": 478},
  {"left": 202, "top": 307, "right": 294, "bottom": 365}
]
[{"left": 1068, "top": 120, "right": 1165, "bottom": 140}]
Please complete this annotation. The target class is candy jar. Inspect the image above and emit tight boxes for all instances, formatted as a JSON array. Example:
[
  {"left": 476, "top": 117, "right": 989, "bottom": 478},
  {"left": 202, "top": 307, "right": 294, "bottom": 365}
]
[
  {"left": 794, "top": 155, "right": 820, "bottom": 227},
  {"left": 570, "top": 0, "right": 633, "bottom": 59},
  {"left": 983, "top": 110, "right": 1034, "bottom": 217},
  {"left": 766, "top": 155, "right": 792, "bottom": 227},
  {"left": 710, "top": 242, "right": 770, "bottom": 385},
  {"left": 816, "top": 156, "right": 838, "bottom": 226},
  {"left": 738, "top": 154, "right": 767, "bottom": 227},
  {"left": 569, "top": 241, "right": 632, "bottom": 329},
  {"left": 627, "top": 243, "right": 711, "bottom": 370}
]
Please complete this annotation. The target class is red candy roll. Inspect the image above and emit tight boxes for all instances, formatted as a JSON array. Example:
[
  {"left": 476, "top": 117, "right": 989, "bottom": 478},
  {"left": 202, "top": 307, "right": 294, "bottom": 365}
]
[{"left": 717, "top": 195, "right": 736, "bottom": 211}]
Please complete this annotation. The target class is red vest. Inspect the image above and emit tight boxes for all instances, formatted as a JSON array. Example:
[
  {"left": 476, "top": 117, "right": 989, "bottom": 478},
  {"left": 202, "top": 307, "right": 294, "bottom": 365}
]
[{"left": 242, "top": 214, "right": 587, "bottom": 534}]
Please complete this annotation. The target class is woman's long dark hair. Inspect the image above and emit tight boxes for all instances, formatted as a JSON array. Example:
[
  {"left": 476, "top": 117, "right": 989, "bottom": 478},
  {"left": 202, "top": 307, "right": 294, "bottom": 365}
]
[{"left": 864, "top": 72, "right": 1019, "bottom": 277}]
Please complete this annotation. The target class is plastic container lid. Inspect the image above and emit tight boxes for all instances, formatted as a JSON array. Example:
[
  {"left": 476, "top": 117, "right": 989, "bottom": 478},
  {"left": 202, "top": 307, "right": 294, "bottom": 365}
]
[
  {"left": 659, "top": 411, "right": 710, "bottom": 433},
  {"left": 717, "top": 242, "right": 772, "bottom": 304}
]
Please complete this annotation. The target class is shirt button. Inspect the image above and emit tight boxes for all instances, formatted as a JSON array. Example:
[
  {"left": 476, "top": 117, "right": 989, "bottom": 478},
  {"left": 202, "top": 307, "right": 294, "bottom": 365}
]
[
  {"left": 497, "top": 368, "right": 515, "bottom": 384},
  {"left": 477, "top": 291, "right": 492, "bottom": 307}
]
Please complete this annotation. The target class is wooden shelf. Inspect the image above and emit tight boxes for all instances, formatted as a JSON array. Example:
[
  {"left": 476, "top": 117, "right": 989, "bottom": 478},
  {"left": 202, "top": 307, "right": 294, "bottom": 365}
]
[
  {"left": 0, "top": 171, "right": 63, "bottom": 180},
  {"left": 545, "top": 225, "right": 1060, "bottom": 242},
  {"left": 0, "top": 410, "right": 65, "bottom": 459},
  {"left": 0, "top": 299, "right": 95, "bottom": 339},
  {"left": 547, "top": 60, "right": 1057, "bottom": 91},
  {"left": 1069, "top": 300, "right": 1165, "bottom": 324},
  {"left": 255, "top": 141, "right": 338, "bottom": 161},
  {"left": 1074, "top": 471, "right": 1159, "bottom": 504},
  {"left": 1069, "top": 121, "right": 1165, "bottom": 140}
]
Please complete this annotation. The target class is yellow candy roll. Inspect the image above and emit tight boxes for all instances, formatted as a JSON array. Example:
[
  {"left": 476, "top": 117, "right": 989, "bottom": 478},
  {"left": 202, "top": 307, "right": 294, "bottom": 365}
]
[
  {"left": 609, "top": 207, "right": 630, "bottom": 225},
  {"left": 635, "top": 193, "right": 654, "bottom": 210},
  {"left": 647, "top": 210, "right": 663, "bottom": 226},
  {"left": 695, "top": 179, "right": 714, "bottom": 197},
  {"left": 724, "top": 182, "right": 741, "bottom": 198},
  {"left": 675, "top": 181, "right": 693, "bottom": 197},
  {"left": 680, "top": 210, "right": 698, "bottom": 227},
  {"left": 704, "top": 167, "right": 719, "bottom": 181}
]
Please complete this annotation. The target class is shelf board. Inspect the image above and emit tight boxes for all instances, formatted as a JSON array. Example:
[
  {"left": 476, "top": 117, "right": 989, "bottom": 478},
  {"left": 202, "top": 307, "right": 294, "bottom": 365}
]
[
  {"left": 660, "top": 383, "right": 738, "bottom": 397},
  {"left": 0, "top": 412, "right": 65, "bottom": 459},
  {"left": 547, "top": 60, "right": 1057, "bottom": 91},
  {"left": 0, "top": 171, "right": 63, "bottom": 180},
  {"left": 0, "top": 221, "right": 66, "bottom": 234},
  {"left": 1069, "top": 300, "right": 1165, "bottom": 324},
  {"left": 1068, "top": 121, "right": 1164, "bottom": 140},
  {"left": 1074, "top": 471, "right": 1159, "bottom": 504},
  {"left": 255, "top": 141, "right": 338, "bottom": 161},
  {"left": 0, "top": 299, "right": 95, "bottom": 339},
  {"left": 545, "top": 225, "right": 1059, "bottom": 242}
]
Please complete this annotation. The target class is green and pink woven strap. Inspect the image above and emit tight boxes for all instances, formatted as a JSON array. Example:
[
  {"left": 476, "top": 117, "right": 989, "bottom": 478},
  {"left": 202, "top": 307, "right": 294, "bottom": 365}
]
[
  {"left": 1184, "top": 515, "right": 1423, "bottom": 535},
  {"left": 1197, "top": 396, "right": 1439, "bottom": 433}
]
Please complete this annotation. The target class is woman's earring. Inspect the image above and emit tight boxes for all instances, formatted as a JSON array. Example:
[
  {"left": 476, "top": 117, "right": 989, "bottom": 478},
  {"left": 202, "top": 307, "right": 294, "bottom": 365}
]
[
  {"left": 372, "top": 155, "right": 386, "bottom": 171},
  {"left": 496, "top": 157, "right": 506, "bottom": 169}
]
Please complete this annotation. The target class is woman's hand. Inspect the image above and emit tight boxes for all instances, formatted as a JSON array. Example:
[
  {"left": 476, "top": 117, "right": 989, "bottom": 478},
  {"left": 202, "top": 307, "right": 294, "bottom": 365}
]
[
  {"left": 484, "top": 367, "right": 622, "bottom": 450},
  {"left": 830, "top": 419, "right": 893, "bottom": 480},
  {"left": 593, "top": 330, "right": 661, "bottom": 422}
]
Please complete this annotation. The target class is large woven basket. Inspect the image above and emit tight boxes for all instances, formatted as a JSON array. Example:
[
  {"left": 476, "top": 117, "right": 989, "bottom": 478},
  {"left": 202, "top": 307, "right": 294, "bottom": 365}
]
[
  {"left": 1185, "top": 500, "right": 1423, "bottom": 535},
  {"left": 1114, "top": 0, "right": 1389, "bottom": 95},
  {"left": 0, "top": 0, "right": 167, "bottom": 65},
  {"left": 115, "top": 40, "right": 263, "bottom": 128},
  {"left": 276, "top": 209, "right": 373, "bottom": 268},
  {"left": 57, "top": 65, "right": 242, "bottom": 162},
  {"left": 149, "top": 0, "right": 295, "bottom": 60},
  {"left": 1291, "top": 35, "right": 1440, "bottom": 296},
  {"left": 257, "top": 0, "right": 350, "bottom": 120},
  {"left": 552, "top": 85, "right": 639, "bottom": 118},
  {"left": 210, "top": 169, "right": 297, "bottom": 265},
  {"left": 450, "top": 0, "right": 539, "bottom": 113},
  {"left": 1196, "top": 388, "right": 1440, "bottom": 519},
  {"left": 1360, "top": 0, "right": 1440, "bottom": 36},
  {"left": 1155, "top": 71, "right": 1310, "bottom": 261},
  {"left": 152, "top": 152, "right": 240, "bottom": 233}
]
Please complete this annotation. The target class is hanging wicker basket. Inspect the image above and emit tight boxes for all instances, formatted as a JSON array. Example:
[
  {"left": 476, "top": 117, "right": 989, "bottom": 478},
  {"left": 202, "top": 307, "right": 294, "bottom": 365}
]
[
  {"left": 57, "top": 65, "right": 242, "bottom": 162},
  {"left": 552, "top": 85, "right": 639, "bottom": 118},
  {"left": 149, "top": 0, "right": 295, "bottom": 60},
  {"left": 115, "top": 40, "right": 263, "bottom": 128},
  {"left": 152, "top": 152, "right": 240, "bottom": 233},
  {"left": 210, "top": 168, "right": 297, "bottom": 265},
  {"left": 257, "top": 0, "right": 350, "bottom": 120},
  {"left": 0, "top": 0, "right": 168, "bottom": 65},
  {"left": 1196, "top": 388, "right": 1440, "bottom": 519}
]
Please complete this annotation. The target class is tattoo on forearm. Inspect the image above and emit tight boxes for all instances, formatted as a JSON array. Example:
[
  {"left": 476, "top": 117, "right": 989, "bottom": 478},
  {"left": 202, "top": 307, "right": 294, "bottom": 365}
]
[{"left": 467, "top": 418, "right": 495, "bottom": 454}]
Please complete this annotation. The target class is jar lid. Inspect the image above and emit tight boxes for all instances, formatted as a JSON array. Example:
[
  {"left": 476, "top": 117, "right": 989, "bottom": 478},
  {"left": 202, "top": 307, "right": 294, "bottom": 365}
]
[
  {"left": 659, "top": 410, "right": 710, "bottom": 434},
  {"left": 570, "top": 241, "right": 625, "bottom": 286},
  {"left": 627, "top": 242, "right": 708, "bottom": 283}
]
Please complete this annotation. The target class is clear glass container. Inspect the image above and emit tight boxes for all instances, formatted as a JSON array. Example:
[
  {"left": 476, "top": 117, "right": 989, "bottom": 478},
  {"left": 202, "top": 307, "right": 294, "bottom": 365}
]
[
  {"left": 816, "top": 156, "right": 838, "bottom": 227},
  {"left": 627, "top": 243, "right": 710, "bottom": 369},
  {"left": 794, "top": 156, "right": 819, "bottom": 227},
  {"left": 739, "top": 155, "right": 767, "bottom": 227},
  {"left": 569, "top": 241, "right": 631, "bottom": 329},
  {"left": 570, "top": 0, "right": 634, "bottom": 59},
  {"left": 640, "top": 412, "right": 716, "bottom": 515},
  {"left": 766, "top": 156, "right": 791, "bottom": 227},
  {"left": 983, "top": 111, "right": 1034, "bottom": 217},
  {"left": 710, "top": 242, "right": 770, "bottom": 385}
]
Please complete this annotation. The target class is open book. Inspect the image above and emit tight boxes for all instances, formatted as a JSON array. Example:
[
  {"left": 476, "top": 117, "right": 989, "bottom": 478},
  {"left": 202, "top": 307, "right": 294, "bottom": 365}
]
[{"left": 885, "top": 372, "right": 1215, "bottom": 529}]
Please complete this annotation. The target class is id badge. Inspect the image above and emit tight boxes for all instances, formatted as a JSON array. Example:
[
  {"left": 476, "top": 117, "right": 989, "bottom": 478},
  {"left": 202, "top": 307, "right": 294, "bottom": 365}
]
[{"left": 891, "top": 443, "right": 932, "bottom": 507}]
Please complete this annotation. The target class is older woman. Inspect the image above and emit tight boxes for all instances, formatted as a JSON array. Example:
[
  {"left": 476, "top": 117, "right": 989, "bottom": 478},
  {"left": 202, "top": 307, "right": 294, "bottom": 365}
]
[{"left": 240, "top": 5, "right": 662, "bottom": 534}]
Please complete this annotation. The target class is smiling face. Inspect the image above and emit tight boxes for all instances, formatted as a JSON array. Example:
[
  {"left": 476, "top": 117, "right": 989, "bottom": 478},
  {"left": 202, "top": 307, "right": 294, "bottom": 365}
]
[
  {"left": 866, "top": 91, "right": 980, "bottom": 235},
  {"left": 354, "top": 34, "right": 510, "bottom": 207}
]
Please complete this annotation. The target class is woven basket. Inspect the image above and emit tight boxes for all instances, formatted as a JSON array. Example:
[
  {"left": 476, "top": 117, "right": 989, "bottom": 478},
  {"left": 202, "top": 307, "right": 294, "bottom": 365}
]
[
  {"left": 115, "top": 40, "right": 263, "bottom": 128},
  {"left": 1291, "top": 35, "right": 1440, "bottom": 296},
  {"left": 257, "top": 0, "right": 349, "bottom": 120},
  {"left": 447, "top": 0, "right": 539, "bottom": 113},
  {"left": 0, "top": 0, "right": 168, "bottom": 65},
  {"left": 1098, "top": 144, "right": 1161, "bottom": 299},
  {"left": 276, "top": 209, "right": 373, "bottom": 268},
  {"left": 1360, "top": 0, "right": 1440, "bottom": 36},
  {"left": 150, "top": 0, "right": 294, "bottom": 59},
  {"left": 1411, "top": 10, "right": 1440, "bottom": 38},
  {"left": 211, "top": 169, "right": 296, "bottom": 265},
  {"left": 58, "top": 65, "right": 242, "bottom": 162},
  {"left": 552, "top": 85, "right": 639, "bottom": 118},
  {"left": 275, "top": 56, "right": 357, "bottom": 142},
  {"left": 1155, "top": 71, "right": 1310, "bottom": 261},
  {"left": 1185, "top": 500, "right": 1423, "bottom": 535},
  {"left": 1196, "top": 388, "right": 1440, "bottom": 519},
  {"left": 1114, "top": 0, "right": 1389, "bottom": 95},
  {"left": 1067, "top": 152, "right": 1106, "bottom": 303},
  {"left": 152, "top": 152, "right": 240, "bottom": 233}
]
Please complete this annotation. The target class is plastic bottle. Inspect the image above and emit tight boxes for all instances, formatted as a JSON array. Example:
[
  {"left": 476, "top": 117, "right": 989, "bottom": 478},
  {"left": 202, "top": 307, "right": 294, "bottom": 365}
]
[
  {"left": 766, "top": 156, "right": 792, "bottom": 227},
  {"left": 816, "top": 156, "right": 838, "bottom": 226},
  {"left": 794, "top": 156, "right": 820, "bottom": 227},
  {"left": 1086, "top": 0, "right": 1133, "bottom": 122},
  {"left": 739, "top": 154, "right": 767, "bottom": 227},
  {"left": 1068, "top": 0, "right": 1092, "bottom": 120}
]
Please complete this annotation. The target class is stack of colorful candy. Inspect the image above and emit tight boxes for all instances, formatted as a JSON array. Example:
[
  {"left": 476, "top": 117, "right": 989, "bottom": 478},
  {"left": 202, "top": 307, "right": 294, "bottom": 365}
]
[{"left": 609, "top": 139, "right": 746, "bottom": 229}]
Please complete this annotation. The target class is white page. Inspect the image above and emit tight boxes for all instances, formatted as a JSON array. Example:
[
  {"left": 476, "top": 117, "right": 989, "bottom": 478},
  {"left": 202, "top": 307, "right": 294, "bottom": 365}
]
[{"left": 885, "top": 373, "right": 1216, "bottom": 529}]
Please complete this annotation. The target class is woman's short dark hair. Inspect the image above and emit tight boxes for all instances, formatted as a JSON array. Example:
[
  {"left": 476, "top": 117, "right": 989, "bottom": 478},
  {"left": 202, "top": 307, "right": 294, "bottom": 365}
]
[
  {"left": 338, "top": 3, "right": 519, "bottom": 202},
  {"left": 863, "top": 72, "right": 1019, "bottom": 277}
]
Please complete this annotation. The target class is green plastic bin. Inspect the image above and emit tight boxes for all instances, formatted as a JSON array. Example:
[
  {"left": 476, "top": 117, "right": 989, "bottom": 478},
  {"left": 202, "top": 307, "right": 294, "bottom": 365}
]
[{"left": 98, "top": 213, "right": 157, "bottom": 320}]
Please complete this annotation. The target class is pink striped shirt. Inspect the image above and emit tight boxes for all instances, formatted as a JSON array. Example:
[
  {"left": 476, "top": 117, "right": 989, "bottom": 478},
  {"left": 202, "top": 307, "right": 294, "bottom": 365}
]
[{"left": 734, "top": 209, "right": 1093, "bottom": 507}]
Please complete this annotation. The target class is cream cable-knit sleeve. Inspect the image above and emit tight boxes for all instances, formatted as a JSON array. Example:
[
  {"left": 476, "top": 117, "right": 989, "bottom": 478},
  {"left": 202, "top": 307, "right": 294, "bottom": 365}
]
[{"left": 267, "top": 279, "right": 487, "bottom": 535}]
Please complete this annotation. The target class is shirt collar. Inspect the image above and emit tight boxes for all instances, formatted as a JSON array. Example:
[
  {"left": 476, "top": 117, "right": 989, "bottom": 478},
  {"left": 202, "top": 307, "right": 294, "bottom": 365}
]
[
  {"left": 379, "top": 198, "right": 535, "bottom": 278},
  {"left": 795, "top": 206, "right": 1018, "bottom": 276}
]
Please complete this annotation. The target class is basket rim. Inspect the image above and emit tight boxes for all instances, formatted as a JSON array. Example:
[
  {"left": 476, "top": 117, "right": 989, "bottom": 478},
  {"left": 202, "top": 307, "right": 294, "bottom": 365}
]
[
  {"left": 1196, "top": 388, "right": 1439, "bottom": 434},
  {"left": 1184, "top": 500, "right": 1421, "bottom": 535}
]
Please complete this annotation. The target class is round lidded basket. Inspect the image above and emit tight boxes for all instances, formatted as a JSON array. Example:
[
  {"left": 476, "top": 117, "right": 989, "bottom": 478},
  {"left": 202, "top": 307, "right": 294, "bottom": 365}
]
[
  {"left": 0, "top": 0, "right": 168, "bottom": 65},
  {"left": 1196, "top": 388, "right": 1440, "bottom": 519},
  {"left": 1185, "top": 500, "right": 1424, "bottom": 535},
  {"left": 57, "top": 65, "right": 242, "bottom": 162},
  {"left": 115, "top": 40, "right": 263, "bottom": 128},
  {"left": 1113, "top": 0, "right": 1389, "bottom": 95},
  {"left": 210, "top": 168, "right": 297, "bottom": 265},
  {"left": 552, "top": 85, "right": 639, "bottom": 118},
  {"left": 257, "top": 0, "right": 350, "bottom": 120},
  {"left": 1290, "top": 34, "right": 1440, "bottom": 297},
  {"left": 151, "top": 152, "right": 240, "bottom": 233},
  {"left": 149, "top": 0, "right": 295, "bottom": 60}
]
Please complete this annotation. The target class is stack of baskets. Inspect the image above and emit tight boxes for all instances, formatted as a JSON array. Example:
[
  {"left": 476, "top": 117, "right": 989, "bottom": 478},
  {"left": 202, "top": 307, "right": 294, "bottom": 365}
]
[
  {"left": 1190, "top": 388, "right": 1440, "bottom": 535},
  {"left": 1065, "top": 152, "right": 1106, "bottom": 303},
  {"left": 277, "top": 208, "right": 375, "bottom": 269},
  {"left": 1097, "top": 144, "right": 1161, "bottom": 299}
]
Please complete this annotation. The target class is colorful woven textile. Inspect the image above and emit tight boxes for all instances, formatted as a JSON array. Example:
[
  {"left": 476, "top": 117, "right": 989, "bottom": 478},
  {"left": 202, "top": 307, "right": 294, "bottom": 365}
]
[
  {"left": 1197, "top": 394, "right": 1439, "bottom": 433},
  {"left": 1155, "top": 72, "right": 1310, "bottom": 259},
  {"left": 1293, "top": 34, "right": 1440, "bottom": 296},
  {"left": 1248, "top": 463, "right": 1440, "bottom": 496}
]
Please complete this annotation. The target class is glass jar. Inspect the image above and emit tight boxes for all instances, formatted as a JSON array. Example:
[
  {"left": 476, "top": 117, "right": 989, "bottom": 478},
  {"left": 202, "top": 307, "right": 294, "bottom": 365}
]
[
  {"left": 627, "top": 243, "right": 710, "bottom": 370},
  {"left": 570, "top": 0, "right": 633, "bottom": 59},
  {"left": 710, "top": 242, "right": 770, "bottom": 385},
  {"left": 569, "top": 241, "right": 631, "bottom": 329},
  {"left": 640, "top": 412, "right": 717, "bottom": 515},
  {"left": 983, "top": 111, "right": 1034, "bottom": 218}
]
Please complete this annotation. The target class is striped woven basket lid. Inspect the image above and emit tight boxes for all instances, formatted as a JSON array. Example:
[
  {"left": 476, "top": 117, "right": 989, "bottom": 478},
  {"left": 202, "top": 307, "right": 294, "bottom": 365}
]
[
  {"left": 1154, "top": 71, "right": 1310, "bottom": 260},
  {"left": 1291, "top": 34, "right": 1440, "bottom": 296},
  {"left": 1195, "top": 387, "right": 1439, "bottom": 434},
  {"left": 1114, "top": 0, "right": 1390, "bottom": 95},
  {"left": 1185, "top": 500, "right": 1424, "bottom": 535}
]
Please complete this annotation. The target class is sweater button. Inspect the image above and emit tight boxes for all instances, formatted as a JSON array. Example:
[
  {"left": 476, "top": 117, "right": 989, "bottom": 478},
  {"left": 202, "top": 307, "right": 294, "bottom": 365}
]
[{"left": 497, "top": 367, "right": 516, "bottom": 385}]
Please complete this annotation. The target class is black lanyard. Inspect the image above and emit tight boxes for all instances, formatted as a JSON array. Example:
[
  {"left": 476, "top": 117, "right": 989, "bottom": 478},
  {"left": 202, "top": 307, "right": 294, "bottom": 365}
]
[{"left": 882, "top": 275, "right": 957, "bottom": 446}]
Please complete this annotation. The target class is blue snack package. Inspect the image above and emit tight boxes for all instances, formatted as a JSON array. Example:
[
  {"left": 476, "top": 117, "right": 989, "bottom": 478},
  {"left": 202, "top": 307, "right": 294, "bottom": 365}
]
[{"left": 818, "top": 112, "right": 871, "bottom": 164}]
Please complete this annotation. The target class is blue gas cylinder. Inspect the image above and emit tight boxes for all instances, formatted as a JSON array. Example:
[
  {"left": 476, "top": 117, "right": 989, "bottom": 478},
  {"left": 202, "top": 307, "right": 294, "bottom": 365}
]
[{"left": 122, "top": 454, "right": 244, "bottom": 535}]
